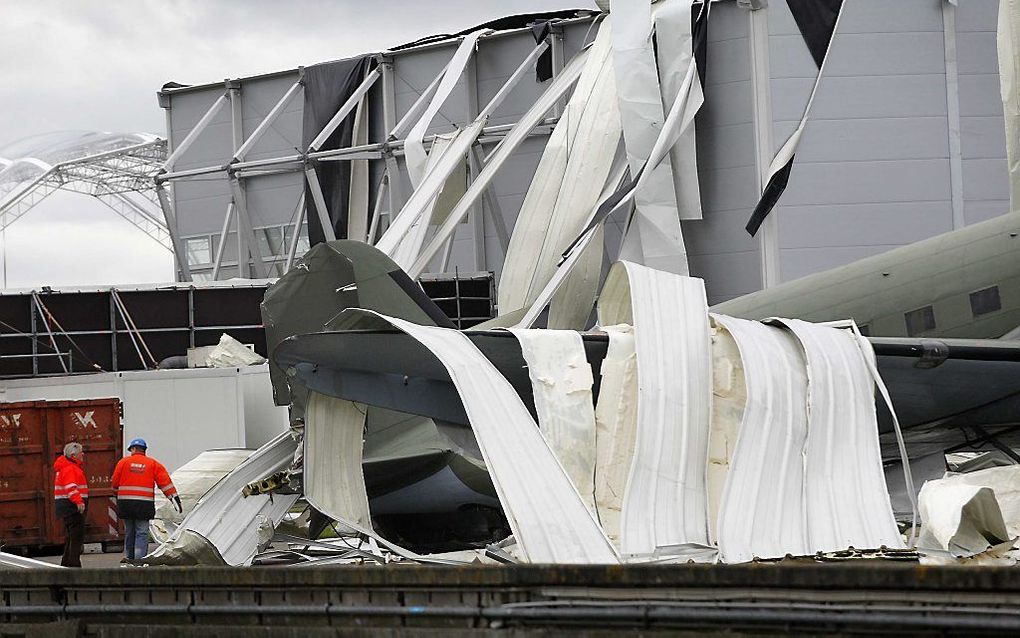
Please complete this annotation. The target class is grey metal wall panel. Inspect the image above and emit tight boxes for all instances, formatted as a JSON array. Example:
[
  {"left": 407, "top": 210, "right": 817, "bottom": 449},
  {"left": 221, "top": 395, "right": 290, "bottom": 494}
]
[
  {"left": 956, "top": 0, "right": 1009, "bottom": 225},
  {"left": 685, "top": 1, "right": 760, "bottom": 302},
  {"left": 778, "top": 201, "right": 955, "bottom": 250},
  {"left": 239, "top": 73, "right": 304, "bottom": 163}
]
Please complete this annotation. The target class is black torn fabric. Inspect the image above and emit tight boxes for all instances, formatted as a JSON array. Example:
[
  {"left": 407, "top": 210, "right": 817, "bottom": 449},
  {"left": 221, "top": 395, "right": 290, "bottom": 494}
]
[
  {"left": 787, "top": 0, "right": 843, "bottom": 68},
  {"left": 745, "top": 158, "right": 795, "bottom": 237},
  {"left": 302, "top": 56, "right": 376, "bottom": 246},
  {"left": 531, "top": 21, "right": 554, "bottom": 82}
]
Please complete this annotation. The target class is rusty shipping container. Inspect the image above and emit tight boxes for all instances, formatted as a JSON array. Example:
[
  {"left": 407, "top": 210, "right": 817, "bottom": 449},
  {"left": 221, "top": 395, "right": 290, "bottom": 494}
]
[{"left": 0, "top": 399, "right": 123, "bottom": 550}]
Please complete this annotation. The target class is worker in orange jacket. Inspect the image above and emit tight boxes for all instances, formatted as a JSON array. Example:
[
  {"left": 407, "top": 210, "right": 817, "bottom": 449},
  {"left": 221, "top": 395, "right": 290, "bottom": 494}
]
[
  {"left": 111, "top": 438, "right": 181, "bottom": 564},
  {"left": 53, "top": 441, "right": 88, "bottom": 568}
]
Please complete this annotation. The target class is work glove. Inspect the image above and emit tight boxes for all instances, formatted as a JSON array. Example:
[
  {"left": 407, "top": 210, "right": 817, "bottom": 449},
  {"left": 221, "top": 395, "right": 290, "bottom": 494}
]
[
  {"left": 172, "top": 495, "right": 183, "bottom": 514},
  {"left": 76, "top": 502, "right": 85, "bottom": 514}
]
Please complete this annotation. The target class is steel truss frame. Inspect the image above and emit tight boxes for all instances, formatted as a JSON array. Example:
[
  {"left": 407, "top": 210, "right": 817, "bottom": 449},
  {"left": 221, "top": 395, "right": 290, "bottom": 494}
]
[
  {"left": 156, "top": 18, "right": 582, "bottom": 282},
  {"left": 0, "top": 139, "right": 173, "bottom": 253}
]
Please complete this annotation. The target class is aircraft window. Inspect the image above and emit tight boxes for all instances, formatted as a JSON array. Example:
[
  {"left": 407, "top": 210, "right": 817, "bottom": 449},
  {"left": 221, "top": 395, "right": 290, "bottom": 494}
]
[
  {"left": 904, "top": 306, "right": 936, "bottom": 337},
  {"left": 969, "top": 286, "right": 1001, "bottom": 317}
]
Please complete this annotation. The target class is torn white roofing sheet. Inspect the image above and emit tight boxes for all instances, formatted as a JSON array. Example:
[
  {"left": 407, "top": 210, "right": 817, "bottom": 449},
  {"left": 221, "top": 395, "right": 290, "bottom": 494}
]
[
  {"left": 152, "top": 448, "right": 254, "bottom": 543},
  {"left": 376, "top": 119, "right": 485, "bottom": 269},
  {"left": 593, "top": 323, "right": 639, "bottom": 547},
  {"left": 598, "top": 261, "right": 712, "bottom": 558},
  {"left": 402, "top": 44, "right": 591, "bottom": 278},
  {"left": 498, "top": 19, "right": 621, "bottom": 321},
  {"left": 921, "top": 466, "right": 1020, "bottom": 541},
  {"left": 387, "top": 129, "right": 462, "bottom": 269},
  {"left": 774, "top": 318, "right": 903, "bottom": 554},
  {"left": 345, "top": 309, "right": 617, "bottom": 564},
  {"left": 403, "top": 29, "right": 484, "bottom": 187},
  {"left": 711, "top": 315, "right": 811, "bottom": 563},
  {"left": 304, "top": 392, "right": 372, "bottom": 530},
  {"left": 612, "top": 0, "right": 687, "bottom": 275},
  {"left": 508, "top": 328, "right": 597, "bottom": 512},
  {"left": 145, "top": 428, "right": 300, "bottom": 566},
  {"left": 0, "top": 551, "right": 63, "bottom": 569},
  {"left": 1000, "top": 0, "right": 1020, "bottom": 209},
  {"left": 654, "top": 0, "right": 703, "bottom": 220}
]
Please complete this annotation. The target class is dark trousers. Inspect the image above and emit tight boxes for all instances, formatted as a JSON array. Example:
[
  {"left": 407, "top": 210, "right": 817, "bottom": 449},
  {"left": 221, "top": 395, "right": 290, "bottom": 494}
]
[{"left": 60, "top": 512, "right": 85, "bottom": 568}]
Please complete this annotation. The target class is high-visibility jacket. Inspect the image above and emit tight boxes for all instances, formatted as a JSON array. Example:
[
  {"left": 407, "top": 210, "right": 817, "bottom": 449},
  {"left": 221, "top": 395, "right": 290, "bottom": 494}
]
[
  {"left": 111, "top": 451, "right": 177, "bottom": 520},
  {"left": 53, "top": 454, "right": 88, "bottom": 519}
]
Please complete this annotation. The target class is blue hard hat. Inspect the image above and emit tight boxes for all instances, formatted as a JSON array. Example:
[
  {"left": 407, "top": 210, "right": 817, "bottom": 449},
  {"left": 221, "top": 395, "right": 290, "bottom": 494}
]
[{"left": 128, "top": 438, "right": 147, "bottom": 450}]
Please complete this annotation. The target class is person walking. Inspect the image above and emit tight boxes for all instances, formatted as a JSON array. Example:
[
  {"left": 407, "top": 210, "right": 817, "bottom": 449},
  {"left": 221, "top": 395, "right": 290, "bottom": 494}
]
[
  {"left": 53, "top": 442, "right": 88, "bottom": 568},
  {"left": 111, "top": 438, "right": 181, "bottom": 564}
]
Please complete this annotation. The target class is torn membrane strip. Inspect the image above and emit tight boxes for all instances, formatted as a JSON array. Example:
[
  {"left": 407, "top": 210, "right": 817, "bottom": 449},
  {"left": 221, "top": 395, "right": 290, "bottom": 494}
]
[
  {"left": 338, "top": 309, "right": 617, "bottom": 564},
  {"left": 598, "top": 261, "right": 713, "bottom": 559},
  {"left": 508, "top": 328, "right": 598, "bottom": 512}
]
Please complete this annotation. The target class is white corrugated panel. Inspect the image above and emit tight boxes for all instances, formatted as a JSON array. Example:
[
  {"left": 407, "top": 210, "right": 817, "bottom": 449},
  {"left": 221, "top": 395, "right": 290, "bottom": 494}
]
[
  {"left": 508, "top": 328, "right": 597, "bottom": 511},
  {"left": 774, "top": 318, "right": 903, "bottom": 553},
  {"left": 145, "top": 429, "right": 300, "bottom": 566},
  {"left": 354, "top": 310, "right": 617, "bottom": 564},
  {"left": 498, "top": 20, "right": 621, "bottom": 323},
  {"left": 304, "top": 392, "right": 372, "bottom": 529},
  {"left": 711, "top": 315, "right": 810, "bottom": 562},
  {"left": 1000, "top": 0, "right": 1020, "bottom": 210},
  {"left": 598, "top": 261, "right": 712, "bottom": 558},
  {"left": 592, "top": 323, "right": 639, "bottom": 547}
]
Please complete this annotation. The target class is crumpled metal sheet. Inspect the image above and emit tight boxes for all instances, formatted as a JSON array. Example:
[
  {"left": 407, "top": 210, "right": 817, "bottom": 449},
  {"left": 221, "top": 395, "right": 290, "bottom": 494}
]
[
  {"left": 711, "top": 315, "right": 810, "bottom": 562},
  {"left": 151, "top": 448, "right": 254, "bottom": 543},
  {"left": 593, "top": 324, "right": 639, "bottom": 546},
  {"left": 598, "top": 261, "right": 712, "bottom": 558},
  {"left": 774, "top": 318, "right": 903, "bottom": 554},
  {"left": 144, "top": 429, "right": 300, "bottom": 566},
  {"left": 498, "top": 19, "right": 620, "bottom": 324},
  {"left": 612, "top": 0, "right": 688, "bottom": 275},
  {"left": 918, "top": 481, "right": 1014, "bottom": 560},
  {"left": 304, "top": 392, "right": 372, "bottom": 530},
  {"left": 654, "top": 0, "right": 703, "bottom": 220},
  {"left": 342, "top": 309, "right": 617, "bottom": 564},
  {"left": 508, "top": 328, "right": 597, "bottom": 511}
]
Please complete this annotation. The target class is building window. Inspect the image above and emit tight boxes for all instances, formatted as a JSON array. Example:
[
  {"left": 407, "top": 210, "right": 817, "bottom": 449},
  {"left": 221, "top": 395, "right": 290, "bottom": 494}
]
[
  {"left": 185, "top": 236, "right": 211, "bottom": 266},
  {"left": 257, "top": 226, "right": 286, "bottom": 257},
  {"left": 904, "top": 306, "right": 936, "bottom": 337},
  {"left": 284, "top": 222, "right": 310, "bottom": 256},
  {"left": 969, "top": 286, "right": 1002, "bottom": 317}
]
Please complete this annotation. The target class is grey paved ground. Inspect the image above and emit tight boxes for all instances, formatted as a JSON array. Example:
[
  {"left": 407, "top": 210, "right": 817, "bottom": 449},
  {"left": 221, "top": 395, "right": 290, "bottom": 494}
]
[{"left": 35, "top": 543, "right": 155, "bottom": 568}]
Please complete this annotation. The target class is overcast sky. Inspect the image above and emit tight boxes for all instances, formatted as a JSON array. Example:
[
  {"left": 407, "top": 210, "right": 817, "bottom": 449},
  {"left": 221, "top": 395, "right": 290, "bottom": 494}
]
[{"left": 0, "top": 0, "right": 594, "bottom": 288}]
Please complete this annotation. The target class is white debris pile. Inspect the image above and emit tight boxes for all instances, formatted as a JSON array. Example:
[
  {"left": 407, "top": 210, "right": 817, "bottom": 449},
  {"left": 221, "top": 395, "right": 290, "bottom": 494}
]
[
  {"left": 917, "top": 466, "right": 1020, "bottom": 565},
  {"left": 188, "top": 333, "right": 266, "bottom": 368},
  {"left": 151, "top": 449, "right": 254, "bottom": 543},
  {"left": 143, "top": 429, "right": 300, "bottom": 566}
]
